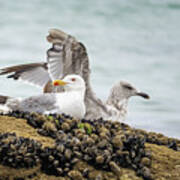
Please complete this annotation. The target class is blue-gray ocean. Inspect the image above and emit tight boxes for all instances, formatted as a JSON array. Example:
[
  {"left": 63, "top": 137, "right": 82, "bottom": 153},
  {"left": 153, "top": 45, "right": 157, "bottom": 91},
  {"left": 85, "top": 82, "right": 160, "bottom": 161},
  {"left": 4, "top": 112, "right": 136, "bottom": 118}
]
[{"left": 0, "top": 0, "right": 179, "bottom": 138}]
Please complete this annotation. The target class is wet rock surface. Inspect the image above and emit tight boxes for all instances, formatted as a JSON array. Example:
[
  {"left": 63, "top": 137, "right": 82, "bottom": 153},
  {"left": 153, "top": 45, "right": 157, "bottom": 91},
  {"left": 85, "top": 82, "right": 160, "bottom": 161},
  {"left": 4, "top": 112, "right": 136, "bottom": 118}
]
[{"left": 0, "top": 111, "right": 180, "bottom": 180}]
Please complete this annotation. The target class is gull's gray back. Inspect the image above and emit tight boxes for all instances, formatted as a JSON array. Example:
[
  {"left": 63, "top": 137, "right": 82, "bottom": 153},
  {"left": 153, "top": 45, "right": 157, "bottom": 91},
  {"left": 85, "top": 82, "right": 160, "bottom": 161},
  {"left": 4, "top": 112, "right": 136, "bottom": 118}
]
[{"left": 19, "top": 94, "right": 57, "bottom": 113}]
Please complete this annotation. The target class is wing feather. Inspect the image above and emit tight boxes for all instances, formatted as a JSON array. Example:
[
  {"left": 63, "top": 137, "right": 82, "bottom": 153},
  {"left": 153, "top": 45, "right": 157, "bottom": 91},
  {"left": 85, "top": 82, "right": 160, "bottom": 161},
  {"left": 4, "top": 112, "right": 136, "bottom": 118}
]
[
  {"left": 0, "top": 29, "right": 108, "bottom": 119},
  {"left": 47, "top": 29, "right": 108, "bottom": 119},
  {"left": 0, "top": 63, "right": 50, "bottom": 88},
  {"left": 47, "top": 29, "right": 75, "bottom": 80},
  {"left": 47, "top": 56, "right": 64, "bottom": 80}
]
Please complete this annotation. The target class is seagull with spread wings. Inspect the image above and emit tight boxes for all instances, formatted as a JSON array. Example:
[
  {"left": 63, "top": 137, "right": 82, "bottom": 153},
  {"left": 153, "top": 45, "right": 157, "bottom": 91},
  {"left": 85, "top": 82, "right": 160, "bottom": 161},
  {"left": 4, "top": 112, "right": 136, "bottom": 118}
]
[{"left": 0, "top": 29, "right": 150, "bottom": 120}]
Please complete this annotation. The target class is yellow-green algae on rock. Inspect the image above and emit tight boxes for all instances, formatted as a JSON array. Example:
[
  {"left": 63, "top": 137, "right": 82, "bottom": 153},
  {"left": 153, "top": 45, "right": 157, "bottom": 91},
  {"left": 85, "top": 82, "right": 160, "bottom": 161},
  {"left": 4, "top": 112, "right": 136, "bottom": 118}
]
[
  {"left": 0, "top": 114, "right": 180, "bottom": 180},
  {"left": 146, "top": 143, "right": 180, "bottom": 180}
]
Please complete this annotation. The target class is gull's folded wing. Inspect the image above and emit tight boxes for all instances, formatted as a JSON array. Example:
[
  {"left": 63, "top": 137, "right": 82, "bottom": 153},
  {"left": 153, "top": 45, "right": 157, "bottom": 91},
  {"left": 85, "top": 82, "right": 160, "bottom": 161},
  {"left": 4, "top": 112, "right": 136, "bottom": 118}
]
[{"left": 0, "top": 63, "right": 51, "bottom": 88}]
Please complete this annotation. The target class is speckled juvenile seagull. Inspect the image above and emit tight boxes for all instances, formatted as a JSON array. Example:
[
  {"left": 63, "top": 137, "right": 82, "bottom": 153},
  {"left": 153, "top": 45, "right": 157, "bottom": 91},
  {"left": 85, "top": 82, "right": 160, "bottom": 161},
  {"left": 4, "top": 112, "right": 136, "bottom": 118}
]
[
  {"left": 0, "top": 74, "right": 86, "bottom": 119},
  {"left": 0, "top": 29, "right": 150, "bottom": 121}
]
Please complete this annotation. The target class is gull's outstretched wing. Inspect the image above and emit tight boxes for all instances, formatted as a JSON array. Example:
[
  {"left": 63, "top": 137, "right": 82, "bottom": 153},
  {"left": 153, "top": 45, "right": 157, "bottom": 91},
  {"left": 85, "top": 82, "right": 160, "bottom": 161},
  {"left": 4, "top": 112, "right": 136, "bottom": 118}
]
[
  {"left": 0, "top": 62, "right": 51, "bottom": 88},
  {"left": 0, "top": 28, "right": 108, "bottom": 119},
  {"left": 47, "top": 29, "right": 108, "bottom": 119},
  {"left": 47, "top": 29, "right": 90, "bottom": 85},
  {"left": 47, "top": 44, "right": 64, "bottom": 81},
  {"left": 47, "top": 29, "right": 76, "bottom": 80}
]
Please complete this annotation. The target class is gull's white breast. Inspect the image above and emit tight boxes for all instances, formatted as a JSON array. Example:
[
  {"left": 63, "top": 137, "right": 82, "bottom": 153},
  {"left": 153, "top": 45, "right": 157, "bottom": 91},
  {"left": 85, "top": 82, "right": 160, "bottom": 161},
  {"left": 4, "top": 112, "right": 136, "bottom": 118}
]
[{"left": 55, "top": 91, "right": 85, "bottom": 119}]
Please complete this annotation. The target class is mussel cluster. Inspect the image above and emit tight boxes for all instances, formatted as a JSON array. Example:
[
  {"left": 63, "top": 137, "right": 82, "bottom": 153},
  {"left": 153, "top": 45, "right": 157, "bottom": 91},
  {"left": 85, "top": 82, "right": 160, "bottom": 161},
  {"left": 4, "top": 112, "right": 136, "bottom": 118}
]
[
  {"left": 0, "top": 133, "right": 41, "bottom": 168},
  {"left": 40, "top": 132, "right": 77, "bottom": 176},
  {"left": 39, "top": 127, "right": 152, "bottom": 179},
  {"left": 134, "top": 129, "right": 180, "bottom": 151},
  {"left": 6, "top": 111, "right": 180, "bottom": 151},
  {"left": 1, "top": 111, "right": 155, "bottom": 179}
]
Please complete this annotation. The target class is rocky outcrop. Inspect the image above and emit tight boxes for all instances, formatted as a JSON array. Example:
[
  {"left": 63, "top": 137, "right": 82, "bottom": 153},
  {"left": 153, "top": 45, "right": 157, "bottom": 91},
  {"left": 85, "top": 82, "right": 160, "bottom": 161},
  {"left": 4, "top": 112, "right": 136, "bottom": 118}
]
[{"left": 0, "top": 112, "right": 179, "bottom": 180}]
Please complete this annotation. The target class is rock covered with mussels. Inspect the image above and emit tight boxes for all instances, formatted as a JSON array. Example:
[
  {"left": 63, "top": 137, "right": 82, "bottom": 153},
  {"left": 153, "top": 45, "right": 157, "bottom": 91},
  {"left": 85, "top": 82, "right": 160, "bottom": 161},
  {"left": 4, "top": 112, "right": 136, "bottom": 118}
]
[{"left": 0, "top": 111, "right": 180, "bottom": 179}]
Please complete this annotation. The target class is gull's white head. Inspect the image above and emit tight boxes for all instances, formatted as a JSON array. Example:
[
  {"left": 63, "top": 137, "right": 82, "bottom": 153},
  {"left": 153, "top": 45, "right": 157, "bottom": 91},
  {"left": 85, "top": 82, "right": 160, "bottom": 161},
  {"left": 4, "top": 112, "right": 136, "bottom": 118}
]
[
  {"left": 53, "top": 74, "right": 86, "bottom": 93},
  {"left": 108, "top": 80, "right": 150, "bottom": 102}
]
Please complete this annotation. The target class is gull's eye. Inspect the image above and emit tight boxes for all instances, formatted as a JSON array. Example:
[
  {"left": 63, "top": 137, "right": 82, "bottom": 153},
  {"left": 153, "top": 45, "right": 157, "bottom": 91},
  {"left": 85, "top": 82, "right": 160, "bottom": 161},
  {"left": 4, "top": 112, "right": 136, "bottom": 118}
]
[
  {"left": 71, "top": 78, "right": 76, "bottom": 82},
  {"left": 123, "top": 84, "right": 133, "bottom": 90}
]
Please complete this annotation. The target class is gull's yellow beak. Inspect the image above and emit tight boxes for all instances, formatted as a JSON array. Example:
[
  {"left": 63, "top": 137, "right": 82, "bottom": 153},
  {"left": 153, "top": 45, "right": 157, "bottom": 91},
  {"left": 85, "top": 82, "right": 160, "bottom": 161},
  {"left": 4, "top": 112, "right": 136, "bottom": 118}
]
[{"left": 53, "top": 80, "right": 68, "bottom": 86}]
